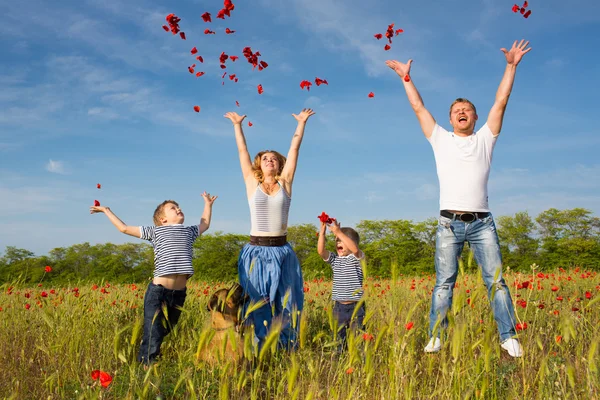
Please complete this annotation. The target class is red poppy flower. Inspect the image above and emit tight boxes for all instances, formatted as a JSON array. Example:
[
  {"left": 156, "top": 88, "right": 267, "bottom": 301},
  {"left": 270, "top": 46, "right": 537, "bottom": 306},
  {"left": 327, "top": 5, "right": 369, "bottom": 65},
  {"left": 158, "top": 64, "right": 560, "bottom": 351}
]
[
  {"left": 196, "top": 55, "right": 204, "bottom": 62},
  {"left": 538, "top": 303, "right": 545, "bottom": 309},
  {"left": 230, "top": 55, "right": 239, "bottom": 62},
  {"left": 405, "top": 321, "right": 414, "bottom": 330},
  {"left": 346, "top": 367, "right": 354, "bottom": 374},
  {"left": 521, "top": 281, "right": 530, "bottom": 289},
  {"left": 94, "top": 200, "right": 100, "bottom": 206},
  {"left": 225, "top": 28, "right": 235, "bottom": 34},
  {"left": 179, "top": 32, "right": 186, "bottom": 40},
  {"left": 257, "top": 84, "right": 264, "bottom": 95},
  {"left": 191, "top": 47, "right": 198, "bottom": 55},
  {"left": 235, "top": 101, "right": 240, "bottom": 107},
  {"left": 585, "top": 291, "right": 592, "bottom": 299},
  {"left": 99, "top": 371, "right": 112, "bottom": 388},
  {"left": 572, "top": 306, "right": 580, "bottom": 312},
  {"left": 317, "top": 211, "right": 333, "bottom": 224},
  {"left": 201, "top": 12, "right": 211, "bottom": 22},
  {"left": 315, "top": 77, "right": 328, "bottom": 86},
  {"left": 196, "top": 71, "right": 204, "bottom": 77},
  {"left": 368, "top": 92, "right": 375, "bottom": 98},
  {"left": 91, "top": 370, "right": 100, "bottom": 380},
  {"left": 403, "top": 74, "right": 411, "bottom": 82},
  {"left": 25, "top": 303, "right": 31, "bottom": 310},
  {"left": 45, "top": 266, "right": 52, "bottom": 273},
  {"left": 515, "top": 322, "right": 528, "bottom": 331},
  {"left": 556, "top": 296, "right": 563, "bottom": 301},
  {"left": 204, "top": 29, "right": 215, "bottom": 35},
  {"left": 362, "top": 333, "right": 374, "bottom": 341},
  {"left": 248, "top": 121, "right": 253, "bottom": 127},
  {"left": 556, "top": 335, "right": 562, "bottom": 343},
  {"left": 193, "top": 106, "right": 200, "bottom": 112},
  {"left": 511, "top": 4, "right": 520, "bottom": 12},
  {"left": 300, "top": 80, "right": 312, "bottom": 91},
  {"left": 384, "top": 44, "right": 391, "bottom": 51},
  {"left": 551, "top": 285, "right": 559, "bottom": 292},
  {"left": 523, "top": 10, "right": 531, "bottom": 18},
  {"left": 374, "top": 33, "right": 383, "bottom": 40},
  {"left": 41, "top": 291, "right": 48, "bottom": 298}
]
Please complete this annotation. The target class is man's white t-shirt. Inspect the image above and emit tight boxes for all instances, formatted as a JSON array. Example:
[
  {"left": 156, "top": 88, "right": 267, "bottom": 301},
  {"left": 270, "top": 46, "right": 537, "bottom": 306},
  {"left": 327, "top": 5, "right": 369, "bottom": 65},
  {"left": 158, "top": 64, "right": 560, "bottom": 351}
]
[{"left": 427, "top": 123, "right": 498, "bottom": 212}]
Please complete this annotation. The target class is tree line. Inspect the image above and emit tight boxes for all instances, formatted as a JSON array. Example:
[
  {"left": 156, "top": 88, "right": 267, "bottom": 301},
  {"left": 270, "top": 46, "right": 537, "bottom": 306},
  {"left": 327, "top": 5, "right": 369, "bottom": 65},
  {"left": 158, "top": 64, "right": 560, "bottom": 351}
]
[{"left": 1, "top": 208, "right": 599, "bottom": 285}]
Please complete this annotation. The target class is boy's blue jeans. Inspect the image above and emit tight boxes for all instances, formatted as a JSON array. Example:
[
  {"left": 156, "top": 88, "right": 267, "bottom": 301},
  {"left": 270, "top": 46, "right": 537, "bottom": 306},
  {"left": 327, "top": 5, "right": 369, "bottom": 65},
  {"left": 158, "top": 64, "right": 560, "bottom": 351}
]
[
  {"left": 429, "top": 214, "right": 517, "bottom": 342},
  {"left": 333, "top": 301, "right": 365, "bottom": 344},
  {"left": 137, "top": 282, "right": 187, "bottom": 364}
]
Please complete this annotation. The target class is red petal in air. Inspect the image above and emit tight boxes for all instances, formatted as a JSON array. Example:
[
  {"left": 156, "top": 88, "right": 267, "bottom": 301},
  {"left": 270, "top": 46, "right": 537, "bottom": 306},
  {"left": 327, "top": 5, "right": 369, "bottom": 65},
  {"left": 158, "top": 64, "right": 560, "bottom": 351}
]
[
  {"left": 374, "top": 33, "right": 383, "bottom": 40},
  {"left": 225, "top": 28, "right": 235, "bottom": 34},
  {"left": 216, "top": 9, "right": 226, "bottom": 19},
  {"left": 191, "top": 47, "right": 198, "bottom": 55},
  {"left": 300, "top": 80, "right": 312, "bottom": 91},
  {"left": 204, "top": 29, "right": 215, "bottom": 35},
  {"left": 257, "top": 84, "right": 264, "bottom": 95},
  {"left": 258, "top": 65, "right": 263, "bottom": 71},
  {"left": 259, "top": 60, "right": 268, "bottom": 69},
  {"left": 523, "top": 10, "right": 531, "bottom": 18},
  {"left": 385, "top": 23, "right": 395, "bottom": 43},
  {"left": 229, "top": 74, "right": 236, "bottom": 80},
  {"left": 193, "top": 105, "right": 200, "bottom": 112},
  {"left": 162, "top": 25, "right": 169, "bottom": 32},
  {"left": 368, "top": 92, "right": 375, "bottom": 98},
  {"left": 234, "top": 78, "right": 238, "bottom": 82},
  {"left": 230, "top": 55, "right": 238, "bottom": 62},
  {"left": 222, "top": 72, "right": 227, "bottom": 78},
  {"left": 196, "top": 55, "right": 204, "bottom": 62},
  {"left": 315, "top": 77, "right": 328, "bottom": 86},
  {"left": 201, "top": 12, "right": 212, "bottom": 22},
  {"left": 384, "top": 44, "right": 391, "bottom": 51},
  {"left": 179, "top": 32, "right": 186, "bottom": 40},
  {"left": 94, "top": 200, "right": 100, "bottom": 206},
  {"left": 395, "top": 29, "right": 403, "bottom": 36},
  {"left": 523, "top": 1, "right": 528, "bottom": 8},
  {"left": 219, "top": 52, "right": 229, "bottom": 64},
  {"left": 235, "top": 101, "right": 240, "bottom": 107},
  {"left": 520, "top": 7, "right": 525, "bottom": 14},
  {"left": 196, "top": 71, "right": 205, "bottom": 77},
  {"left": 188, "top": 66, "right": 195, "bottom": 74},
  {"left": 220, "top": 64, "right": 226, "bottom": 69},
  {"left": 248, "top": 121, "right": 253, "bottom": 126},
  {"left": 512, "top": 4, "right": 520, "bottom": 12},
  {"left": 97, "top": 183, "right": 101, "bottom": 189}
]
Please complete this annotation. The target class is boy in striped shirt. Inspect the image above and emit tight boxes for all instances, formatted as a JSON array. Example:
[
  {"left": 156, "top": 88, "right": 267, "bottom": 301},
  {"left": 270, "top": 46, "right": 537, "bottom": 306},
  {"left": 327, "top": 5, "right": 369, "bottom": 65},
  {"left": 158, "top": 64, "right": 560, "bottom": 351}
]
[
  {"left": 317, "top": 219, "right": 365, "bottom": 347},
  {"left": 90, "top": 192, "right": 217, "bottom": 364}
]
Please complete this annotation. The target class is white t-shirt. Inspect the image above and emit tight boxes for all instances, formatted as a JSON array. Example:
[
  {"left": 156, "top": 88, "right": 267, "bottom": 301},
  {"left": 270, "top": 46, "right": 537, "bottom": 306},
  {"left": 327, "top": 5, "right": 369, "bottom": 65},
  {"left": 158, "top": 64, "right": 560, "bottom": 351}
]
[{"left": 427, "top": 123, "right": 497, "bottom": 212}]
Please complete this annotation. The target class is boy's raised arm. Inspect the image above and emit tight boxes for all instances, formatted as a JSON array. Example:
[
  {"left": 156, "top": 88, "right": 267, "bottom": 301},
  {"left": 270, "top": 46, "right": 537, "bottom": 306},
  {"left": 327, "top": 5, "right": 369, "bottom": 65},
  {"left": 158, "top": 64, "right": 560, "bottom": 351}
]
[
  {"left": 317, "top": 222, "right": 330, "bottom": 261},
  {"left": 90, "top": 206, "right": 141, "bottom": 238},
  {"left": 386, "top": 59, "right": 436, "bottom": 138},
  {"left": 199, "top": 192, "right": 218, "bottom": 234}
]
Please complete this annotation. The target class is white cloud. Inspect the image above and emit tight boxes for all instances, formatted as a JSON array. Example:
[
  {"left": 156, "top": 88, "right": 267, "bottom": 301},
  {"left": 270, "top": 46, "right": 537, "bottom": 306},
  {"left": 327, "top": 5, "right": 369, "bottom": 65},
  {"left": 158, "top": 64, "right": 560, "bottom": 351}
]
[{"left": 45, "top": 159, "right": 68, "bottom": 174}]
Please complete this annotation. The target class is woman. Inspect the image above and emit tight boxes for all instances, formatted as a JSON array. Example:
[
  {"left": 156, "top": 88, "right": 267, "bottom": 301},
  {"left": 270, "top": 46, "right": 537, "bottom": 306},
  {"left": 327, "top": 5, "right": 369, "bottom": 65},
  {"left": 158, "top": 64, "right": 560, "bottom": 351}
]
[{"left": 223, "top": 108, "right": 315, "bottom": 349}]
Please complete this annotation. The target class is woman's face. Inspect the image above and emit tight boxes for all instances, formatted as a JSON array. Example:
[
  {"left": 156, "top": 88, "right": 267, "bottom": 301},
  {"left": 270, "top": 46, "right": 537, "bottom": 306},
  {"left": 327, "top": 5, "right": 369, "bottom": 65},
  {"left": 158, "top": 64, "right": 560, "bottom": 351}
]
[{"left": 260, "top": 152, "right": 280, "bottom": 175}]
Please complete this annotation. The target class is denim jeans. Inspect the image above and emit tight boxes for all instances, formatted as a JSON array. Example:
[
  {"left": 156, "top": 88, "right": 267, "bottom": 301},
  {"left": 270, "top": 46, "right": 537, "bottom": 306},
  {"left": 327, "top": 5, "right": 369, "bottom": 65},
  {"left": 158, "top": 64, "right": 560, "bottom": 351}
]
[
  {"left": 333, "top": 301, "right": 366, "bottom": 345},
  {"left": 137, "top": 282, "right": 187, "bottom": 364},
  {"left": 429, "top": 214, "right": 517, "bottom": 342}
]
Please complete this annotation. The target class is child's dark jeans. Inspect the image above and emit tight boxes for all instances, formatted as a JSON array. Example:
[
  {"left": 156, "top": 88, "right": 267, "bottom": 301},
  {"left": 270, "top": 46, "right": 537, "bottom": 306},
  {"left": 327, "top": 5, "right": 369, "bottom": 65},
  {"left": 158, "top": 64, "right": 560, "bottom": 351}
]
[
  {"left": 137, "top": 282, "right": 187, "bottom": 364},
  {"left": 333, "top": 301, "right": 365, "bottom": 345}
]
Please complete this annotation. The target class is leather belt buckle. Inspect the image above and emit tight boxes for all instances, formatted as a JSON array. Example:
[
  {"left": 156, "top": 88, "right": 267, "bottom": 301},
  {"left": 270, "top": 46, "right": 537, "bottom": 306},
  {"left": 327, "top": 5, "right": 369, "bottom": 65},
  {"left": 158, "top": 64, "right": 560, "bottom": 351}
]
[{"left": 459, "top": 213, "right": 476, "bottom": 222}]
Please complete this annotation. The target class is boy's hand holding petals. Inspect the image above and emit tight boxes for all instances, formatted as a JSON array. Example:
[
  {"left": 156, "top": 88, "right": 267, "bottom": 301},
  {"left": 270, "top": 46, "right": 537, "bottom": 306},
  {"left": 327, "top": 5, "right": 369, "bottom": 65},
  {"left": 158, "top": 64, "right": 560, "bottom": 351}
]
[
  {"left": 224, "top": 112, "right": 246, "bottom": 125},
  {"left": 329, "top": 219, "right": 341, "bottom": 233},
  {"left": 386, "top": 59, "right": 412, "bottom": 79},
  {"left": 501, "top": 39, "right": 531, "bottom": 66},
  {"left": 292, "top": 108, "right": 316, "bottom": 123}
]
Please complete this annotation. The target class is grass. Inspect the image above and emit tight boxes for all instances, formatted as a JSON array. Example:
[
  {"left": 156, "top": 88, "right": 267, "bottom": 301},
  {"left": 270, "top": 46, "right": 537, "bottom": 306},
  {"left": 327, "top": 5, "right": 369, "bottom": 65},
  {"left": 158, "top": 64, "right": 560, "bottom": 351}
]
[{"left": 1, "top": 267, "right": 599, "bottom": 399}]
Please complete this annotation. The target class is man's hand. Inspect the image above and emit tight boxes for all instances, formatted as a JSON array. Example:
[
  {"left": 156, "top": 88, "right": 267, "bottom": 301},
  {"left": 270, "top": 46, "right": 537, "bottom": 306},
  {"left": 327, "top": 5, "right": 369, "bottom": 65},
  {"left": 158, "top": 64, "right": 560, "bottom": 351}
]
[
  {"left": 90, "top": 206, "right": 109, "bottom": 214},
  {"left": 386, "top": 59, "right": 412, "bottom": 79},
  {"left": 201, "top": 191, "right": 218, "bottom": 206},
  {"left": 224, "top": 112, "right": 246, "bottom": 125},
  {"left": 501, "top": 39, "right": 531, "bottom": 66},
  {"left": 292, "top": 108, "right": 315, "bottom": 123}
]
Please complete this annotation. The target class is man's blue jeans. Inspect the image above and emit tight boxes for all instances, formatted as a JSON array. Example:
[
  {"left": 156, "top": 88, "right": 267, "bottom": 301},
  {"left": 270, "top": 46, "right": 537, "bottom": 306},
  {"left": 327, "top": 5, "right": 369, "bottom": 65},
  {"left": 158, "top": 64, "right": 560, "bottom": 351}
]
[{"left": 429, "top": 213, "right": 517, "bottom": 342}]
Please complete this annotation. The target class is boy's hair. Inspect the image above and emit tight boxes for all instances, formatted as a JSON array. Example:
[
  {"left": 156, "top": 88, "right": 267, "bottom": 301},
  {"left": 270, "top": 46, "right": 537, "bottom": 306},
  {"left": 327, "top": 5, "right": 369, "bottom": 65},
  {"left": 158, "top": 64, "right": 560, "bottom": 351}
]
[
  {"left": 449, "top": 98, "right": 477, "bottom": 117},
  {"left": 252, "top": 150, "right": 286, "bottom": 182},
  {"left": 153, "top": 200, "right": 179, "bottom": 226},
  {"left": 339, "top": 227, "right": 360, "bottom": 246}
]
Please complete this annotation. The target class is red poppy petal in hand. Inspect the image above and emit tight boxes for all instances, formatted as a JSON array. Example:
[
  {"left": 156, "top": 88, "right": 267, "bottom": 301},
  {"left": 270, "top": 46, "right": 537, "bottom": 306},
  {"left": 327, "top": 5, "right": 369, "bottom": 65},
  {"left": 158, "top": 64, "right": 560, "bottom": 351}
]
[
  {"left": 257, "top": 84, "right": 264, "bottom": 94},
  {"left": 193, "top": 105, "right": 200, "bottom": 112},
  {"left": 403, "top": 74, "right": 411, "bottom": 82},
  {"left": 368, "top": 92, "right": 375, "bottom": 98},
  {"left": 248, "top": 121, "right": 253, "bottom": 127},
  {"left": 318, "top": 211, "right": 330, "bottom": 223},
  {"left": 94, "top": 200, "right": 100, "bottom": 206},
  {"left": 201, "top": 12, "right": 211, "bottom": 22},
  {"left": 384, "top": 44, "right": 391, "bottom": 51}
]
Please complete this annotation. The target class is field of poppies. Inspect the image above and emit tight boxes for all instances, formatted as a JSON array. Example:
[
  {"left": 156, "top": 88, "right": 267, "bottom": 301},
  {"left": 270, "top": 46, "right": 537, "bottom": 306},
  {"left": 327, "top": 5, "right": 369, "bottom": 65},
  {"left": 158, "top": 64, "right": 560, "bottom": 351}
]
[{"left": 1, "top": 264, "right": 599, "bottom": 399}]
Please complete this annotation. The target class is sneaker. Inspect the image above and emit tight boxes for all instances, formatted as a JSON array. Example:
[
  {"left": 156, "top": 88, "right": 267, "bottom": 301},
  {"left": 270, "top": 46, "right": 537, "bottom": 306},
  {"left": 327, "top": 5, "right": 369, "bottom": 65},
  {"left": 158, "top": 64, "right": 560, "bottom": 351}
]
[
  {"left": 424, "top": 337, "right": 441, "bottom": 353},
  {"left": 501, "top": 338, "right": 523, "bottom": 357}
]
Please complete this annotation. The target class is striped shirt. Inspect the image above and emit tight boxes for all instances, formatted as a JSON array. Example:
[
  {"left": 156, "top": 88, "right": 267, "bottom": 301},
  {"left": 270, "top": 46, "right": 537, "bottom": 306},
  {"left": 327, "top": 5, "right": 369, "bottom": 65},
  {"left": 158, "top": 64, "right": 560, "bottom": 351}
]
[
  {"left": 139, "top": 224, "right": 199, "bottom": 277},
  {"left": 326, "top": 253, "right": 364, "bottom": 302},
  {"left": 249, "top": 182, "right": 291, "bottom": 236}
]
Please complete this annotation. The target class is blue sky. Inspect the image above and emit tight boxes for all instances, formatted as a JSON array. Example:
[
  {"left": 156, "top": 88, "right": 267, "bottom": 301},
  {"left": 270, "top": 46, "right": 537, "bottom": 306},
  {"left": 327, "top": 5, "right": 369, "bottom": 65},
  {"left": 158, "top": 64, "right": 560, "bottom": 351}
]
[{"left": 1, "top": 0, "right": 599, "bottom": 256}]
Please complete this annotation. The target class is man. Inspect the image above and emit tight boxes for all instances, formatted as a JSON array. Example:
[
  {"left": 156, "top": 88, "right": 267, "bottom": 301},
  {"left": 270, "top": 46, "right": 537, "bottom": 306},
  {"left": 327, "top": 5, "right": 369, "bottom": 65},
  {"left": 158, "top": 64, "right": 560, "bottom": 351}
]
[{"left": 386, "top": 39, "right": 531, "bottom": 358}]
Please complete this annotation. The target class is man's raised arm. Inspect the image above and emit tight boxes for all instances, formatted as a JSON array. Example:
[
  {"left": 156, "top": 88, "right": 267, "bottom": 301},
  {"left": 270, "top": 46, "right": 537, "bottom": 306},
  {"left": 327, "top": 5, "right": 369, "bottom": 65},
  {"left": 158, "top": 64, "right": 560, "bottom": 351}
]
[
  {"left": 487, "top": 39, "right": 532, "bottom": 136},
  {"left": 386, "top": 59, "right": 436, "bottom": 138}
]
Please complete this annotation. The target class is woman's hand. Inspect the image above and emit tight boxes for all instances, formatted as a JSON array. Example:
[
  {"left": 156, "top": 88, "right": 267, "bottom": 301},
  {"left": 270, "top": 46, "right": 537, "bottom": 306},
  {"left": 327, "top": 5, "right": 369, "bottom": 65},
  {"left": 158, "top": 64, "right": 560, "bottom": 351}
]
[
  {"left": 224, "top": 112, "right": 246, "bottom": 125},
  {"left": 292, "top": 108, "right": 315, "bottom": 123}
]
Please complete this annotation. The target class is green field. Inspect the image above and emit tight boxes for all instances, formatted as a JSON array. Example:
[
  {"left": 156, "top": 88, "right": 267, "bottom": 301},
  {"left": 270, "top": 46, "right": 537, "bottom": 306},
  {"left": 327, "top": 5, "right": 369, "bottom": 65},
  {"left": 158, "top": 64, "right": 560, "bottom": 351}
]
[{"left": 1, "top": 266, "right": 598, "bottom": 399}]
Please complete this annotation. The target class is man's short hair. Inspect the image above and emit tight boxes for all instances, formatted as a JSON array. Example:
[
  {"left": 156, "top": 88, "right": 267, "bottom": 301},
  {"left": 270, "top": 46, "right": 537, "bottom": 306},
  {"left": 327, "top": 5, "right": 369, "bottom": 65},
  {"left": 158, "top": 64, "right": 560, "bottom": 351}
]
[
  {"left": 340, "top": 227, "right": 360, "bottom": 246},
  {"left": 449, "top": 98, "right": 477, "bottom": 117},
  {"left": 153, "top": 200, "right": 179, "bottom": 226}
]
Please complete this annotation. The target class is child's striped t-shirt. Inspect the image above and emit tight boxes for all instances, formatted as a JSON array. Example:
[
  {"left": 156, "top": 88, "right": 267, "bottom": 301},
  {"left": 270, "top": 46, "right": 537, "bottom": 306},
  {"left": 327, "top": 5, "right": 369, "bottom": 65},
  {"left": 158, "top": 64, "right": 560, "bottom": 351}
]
[
  {"left": 326, "top": 253, "right": 364, "bottom": 302},
  {"left": 140, "top": 224, "right": 199, "bottom": 277}
]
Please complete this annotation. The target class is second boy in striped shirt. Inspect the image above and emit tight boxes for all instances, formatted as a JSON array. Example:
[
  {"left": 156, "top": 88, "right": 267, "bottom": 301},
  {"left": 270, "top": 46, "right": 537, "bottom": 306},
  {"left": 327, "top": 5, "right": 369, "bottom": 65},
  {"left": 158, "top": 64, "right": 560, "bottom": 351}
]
[{"left": 317, "top": 219, "right": 365, "bottom": 348}]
